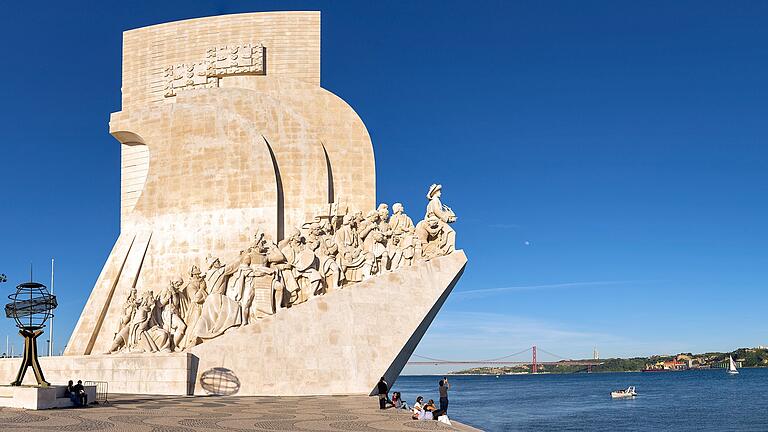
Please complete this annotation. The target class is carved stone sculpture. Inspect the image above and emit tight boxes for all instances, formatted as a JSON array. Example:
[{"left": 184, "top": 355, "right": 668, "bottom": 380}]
[
  {"left": 389, "top": 203, "right": 414, "bottom": 232},
  {"left": 246, "top": 266, "right": 275, "bottom": 322},
  {"left": 165, "top": 43, "right": 265, "bottom": 97},
  {"left": 161, "top": 302, "right": 187, "bottom": 351},
  {"left": 205, "top": 255, "right": 237, "bottom": 295},
  {"left": 108, "top": 290, "right": 172, "bottom": 354},
  {"left": 334, "top": 214, "right": 370, "bottom": 284},
  {"left": 389, "top": 227, "right": 418, "bottom": 270},
  {"left": 104, "top": 187, "right": 460, "bottom": 353},
  {"left": 416, "top": 184, "right": 457, "bottom": 259},
  {"left": 116, "top": 287, "right": 137, "bottom": 335},
  {"left": 279, "top": 228, "right": 323, "bottom": 305},
  {"left": 264, "top": 239, "right": 289, "bottom": 311},
  {"left": 180, "top": 266, "right": 207, "bottom": 349},
  {"left": 226, "top": 251, "right": 254, "bottom": 304},
  {"left": 191, "top": 256, "right": 243, "bottom": 343},
  {"left": 306, "top": 222, "right": 342, "bottom": 292},
  {"left": 360, "top": 210, "right": 390, "bottom": 274}
]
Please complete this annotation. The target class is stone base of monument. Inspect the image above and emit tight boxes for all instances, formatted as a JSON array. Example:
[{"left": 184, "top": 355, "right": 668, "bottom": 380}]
[
  {"left": 0, "top": 385, "right": 96, "bottom": 409},
  {"left": 0, "top": 353, "right": 193, "bottom": 396}
]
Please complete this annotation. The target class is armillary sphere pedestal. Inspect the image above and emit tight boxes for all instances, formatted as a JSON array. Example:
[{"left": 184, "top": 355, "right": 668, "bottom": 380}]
[
  {"left": 5, "top": 280, "right": 58, "bottom": 387},
  {"left": 11, "top": 328, "right": 49, "bottom": 387}
]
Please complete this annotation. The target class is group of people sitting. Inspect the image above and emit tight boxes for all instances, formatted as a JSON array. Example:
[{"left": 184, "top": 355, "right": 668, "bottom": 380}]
[
  {"left": 64, "top": 380, "right": 88, "bottom": 407},
  {"left": 376, "top": 376, "right": 452, "bottom": 424},
  {"left": 409, "top": 396, "right": 447, "bottom": 421}
]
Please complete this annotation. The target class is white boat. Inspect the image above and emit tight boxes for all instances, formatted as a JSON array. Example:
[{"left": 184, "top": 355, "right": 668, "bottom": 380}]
[
  {"left": 727, "top": 356, "right": 739, "bottom": 374},
  {"left": 611, "top": 386, "right": 637, "bottom": 398}
]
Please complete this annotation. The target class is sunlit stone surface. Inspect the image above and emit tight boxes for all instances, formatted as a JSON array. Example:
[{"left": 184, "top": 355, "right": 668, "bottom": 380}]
[{"left": 0, "top": 12, "right": 466, "bottom": 396}]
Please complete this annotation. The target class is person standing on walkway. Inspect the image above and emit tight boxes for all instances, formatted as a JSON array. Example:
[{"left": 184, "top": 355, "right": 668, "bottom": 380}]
[
  {"left": 377, "top": 376, "right": 389, "bottom": 409},
  {"left": 438, "top": 376, "right": 450, "bottom": 414}
]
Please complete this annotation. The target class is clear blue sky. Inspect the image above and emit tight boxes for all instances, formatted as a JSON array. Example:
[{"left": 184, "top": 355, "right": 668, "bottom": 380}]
[{"left": 1, "top": 1, "right": 766, "bottom": 370}]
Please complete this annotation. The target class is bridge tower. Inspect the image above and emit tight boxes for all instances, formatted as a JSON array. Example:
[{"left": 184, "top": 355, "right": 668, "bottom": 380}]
[{"left": 532, "top": 345, "right": 537, "bottom": 374}]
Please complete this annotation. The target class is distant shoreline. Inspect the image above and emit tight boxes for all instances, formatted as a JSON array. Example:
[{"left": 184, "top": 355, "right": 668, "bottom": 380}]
[
  {"left": 443, "top": 347, "right": 768, "bottom": 375},
  {"left": 402, "top": 367, "right": 767, "bottom": 378}
]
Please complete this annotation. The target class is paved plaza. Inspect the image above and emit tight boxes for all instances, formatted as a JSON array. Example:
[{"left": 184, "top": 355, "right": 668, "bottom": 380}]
[{"left": 0, "top": 394, "right": 481, "bottom": 431}]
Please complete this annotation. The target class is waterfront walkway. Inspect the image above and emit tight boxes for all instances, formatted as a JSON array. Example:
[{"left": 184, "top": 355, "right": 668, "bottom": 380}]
[{"left": 0, "top": 393, "right": 482, "bottom": 431}]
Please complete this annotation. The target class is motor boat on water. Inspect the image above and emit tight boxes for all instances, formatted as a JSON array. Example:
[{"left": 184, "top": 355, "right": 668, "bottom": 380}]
[
  {"left": 611, "top": 386, "right": 637, "bottom": 398},
  {"left": 727, "top": 356, "right": 739, "bottom": 375}
]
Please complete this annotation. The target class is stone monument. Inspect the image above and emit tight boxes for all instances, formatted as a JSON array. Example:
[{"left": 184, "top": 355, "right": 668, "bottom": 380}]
[{"left": 0, "top": 11, "right": 467, "bottom": 396}]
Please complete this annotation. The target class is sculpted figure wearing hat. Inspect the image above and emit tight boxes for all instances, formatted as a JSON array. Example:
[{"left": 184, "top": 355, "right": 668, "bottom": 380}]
[
  {"left": 416, "top": 184, "right": 457, "bottom": 258},
  {"left": 424, "top": 184, "right": 456, "bottom": 224}
]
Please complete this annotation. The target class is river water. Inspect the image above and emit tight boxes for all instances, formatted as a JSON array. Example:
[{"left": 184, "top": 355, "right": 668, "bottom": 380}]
[{"left": 396, "top": 368, "right": 768, "bottom": 431}]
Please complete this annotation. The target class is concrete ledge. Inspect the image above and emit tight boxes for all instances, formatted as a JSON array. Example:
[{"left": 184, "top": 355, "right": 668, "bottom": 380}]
[
  {"left": 0, "top": 385, "right": 96, "bottom": 409},
  {"left": 0, "top": 353, "right": 192, "bottom": 395}
]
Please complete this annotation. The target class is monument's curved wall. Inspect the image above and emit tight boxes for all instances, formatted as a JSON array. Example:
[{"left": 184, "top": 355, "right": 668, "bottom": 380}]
[
  {"left": 117, "top": 11, "right": 374, "bottom": 224},
  {"left": 67, "top": 12, "right": 377, "bottom": 356},
  {"left": 222, "top": 76, "right": 376, "bottom": 210}
]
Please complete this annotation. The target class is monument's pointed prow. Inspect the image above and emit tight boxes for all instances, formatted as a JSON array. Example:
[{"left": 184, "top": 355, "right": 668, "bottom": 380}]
[
  {"left": 188, "top": 250, "right": 467, "bottom": 396},
  {"left": 373, "top": 258, "right": 467, "bottom": 396}
]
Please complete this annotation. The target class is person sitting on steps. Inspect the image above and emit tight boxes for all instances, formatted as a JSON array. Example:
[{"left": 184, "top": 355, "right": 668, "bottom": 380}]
[
  {"left": 391, "top": 392, "right": 410, "bottom": 410},
  {"left": 411, "top": 396, "right": 424, "bottom": 419},
  {"left": 65, "top": 380, "right": 79, "bottom": 406},
  {"left": 72, "top": 380, "right": 88, "bottom": 407}
]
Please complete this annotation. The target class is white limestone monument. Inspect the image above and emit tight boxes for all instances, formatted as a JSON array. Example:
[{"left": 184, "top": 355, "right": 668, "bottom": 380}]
[{"left": 0, "top": 11, "right": 467, "bottom": 396}]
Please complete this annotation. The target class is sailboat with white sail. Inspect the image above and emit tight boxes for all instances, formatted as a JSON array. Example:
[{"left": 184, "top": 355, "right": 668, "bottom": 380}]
[{"left": 727, "top": 356, "right": 739, "bottom": 374}]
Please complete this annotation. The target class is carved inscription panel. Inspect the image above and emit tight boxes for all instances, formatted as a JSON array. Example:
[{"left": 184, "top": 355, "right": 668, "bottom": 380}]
[{"left": 165, "top": 43, "right": 265, "bottom": 97}]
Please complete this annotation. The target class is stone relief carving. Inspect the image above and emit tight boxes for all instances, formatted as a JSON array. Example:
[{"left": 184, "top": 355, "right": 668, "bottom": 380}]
[
  {"left": 107, "top": 184, "right": 458, "bottom": 354},
  {"left": 164, "top": 62, "right": 218, "bottom": 97},
  {"left": 164, "top": 43, "right": 266, "bottom": 97},
  {"left": 208, "top": 43, "right": 265, "bottom": 76}
]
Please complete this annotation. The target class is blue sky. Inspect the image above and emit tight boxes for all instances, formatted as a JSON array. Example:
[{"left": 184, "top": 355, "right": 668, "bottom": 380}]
[{"left": 1, "top": 1, "right": 766, "bottom": 371}]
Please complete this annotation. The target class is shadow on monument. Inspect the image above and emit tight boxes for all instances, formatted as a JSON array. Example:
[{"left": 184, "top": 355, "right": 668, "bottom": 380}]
[{"left": 199, "top": 367, "right": 241, "bottom": 396}]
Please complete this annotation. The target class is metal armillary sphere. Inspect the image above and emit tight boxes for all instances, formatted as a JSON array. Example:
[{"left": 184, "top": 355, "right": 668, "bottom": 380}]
[{"left": 4, "top": 281, "right": 58, "bottom": 386}]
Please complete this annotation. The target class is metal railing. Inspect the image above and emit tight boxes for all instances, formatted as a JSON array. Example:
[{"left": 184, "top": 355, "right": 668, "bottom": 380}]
[{"left": 84, "top": 380, "right": 109, "bottom": 404}]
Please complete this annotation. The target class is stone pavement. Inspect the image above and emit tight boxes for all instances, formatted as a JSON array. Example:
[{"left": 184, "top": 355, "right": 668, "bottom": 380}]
[{"left": 0, "top": 393, "right": 483, "bottom": 431}]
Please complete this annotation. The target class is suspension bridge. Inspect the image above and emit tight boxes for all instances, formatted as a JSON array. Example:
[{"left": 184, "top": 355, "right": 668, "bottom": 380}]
[{"left": 407, "top": 346, "right": 603, "bottom": 373}]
